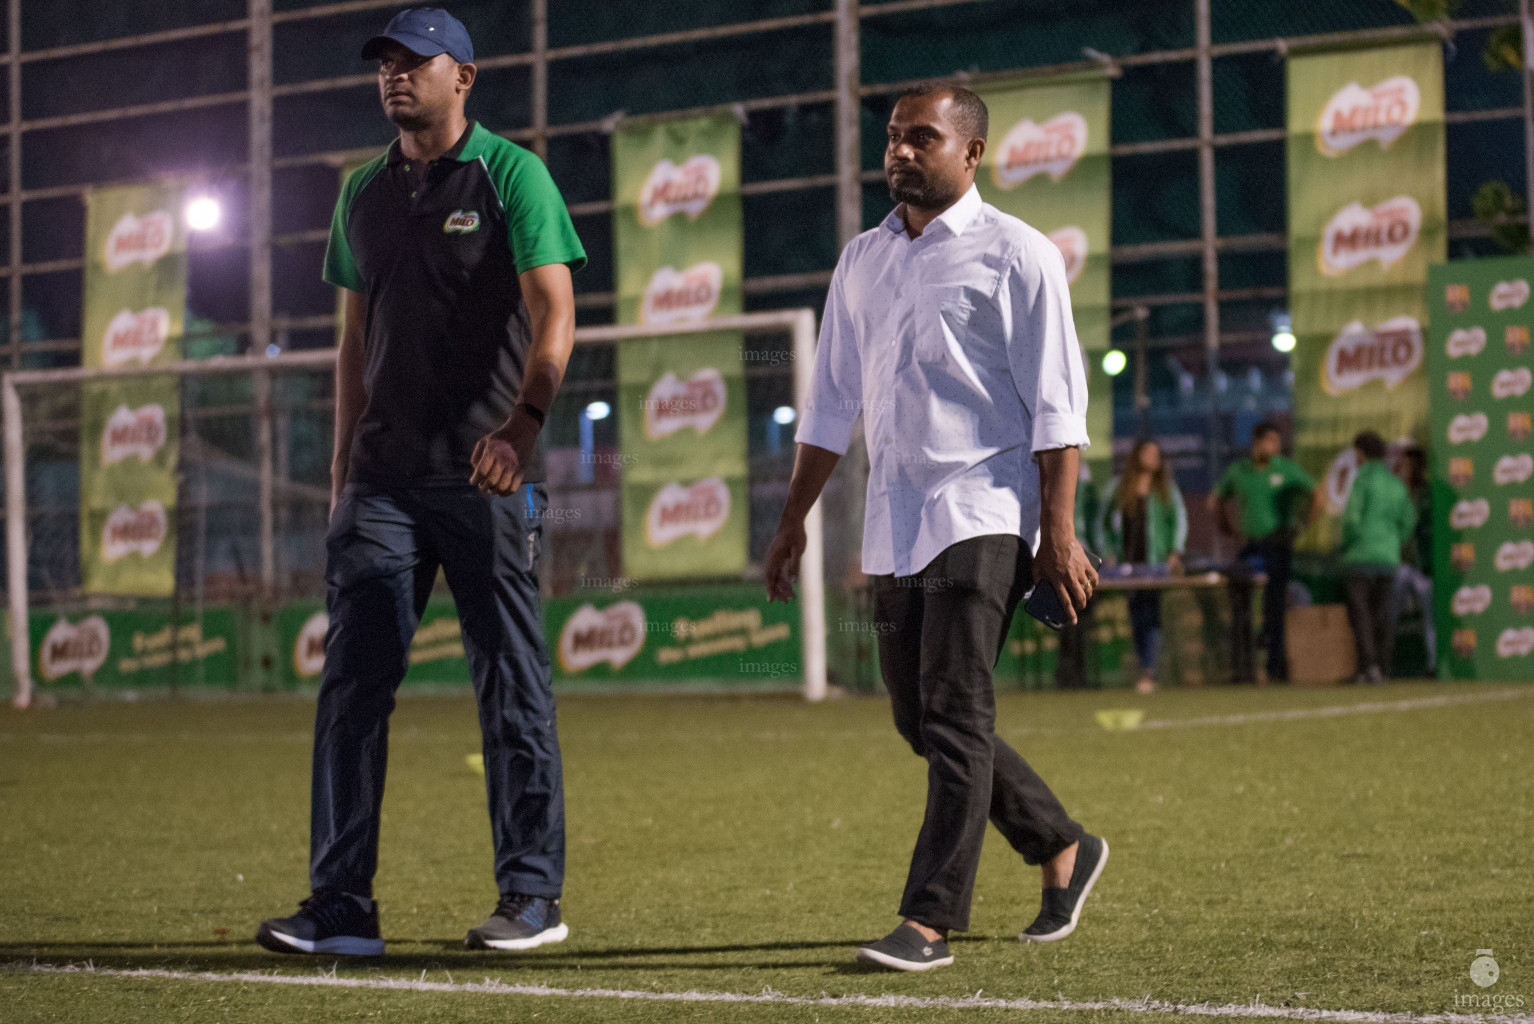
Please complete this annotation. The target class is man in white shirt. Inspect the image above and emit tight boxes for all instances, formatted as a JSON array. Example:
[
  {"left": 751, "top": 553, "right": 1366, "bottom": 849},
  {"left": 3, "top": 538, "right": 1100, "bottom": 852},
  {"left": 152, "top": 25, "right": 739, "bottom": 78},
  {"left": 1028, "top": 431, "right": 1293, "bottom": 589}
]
[{"left": 764, "top": 83, "right": 1108, "bottom": 972}]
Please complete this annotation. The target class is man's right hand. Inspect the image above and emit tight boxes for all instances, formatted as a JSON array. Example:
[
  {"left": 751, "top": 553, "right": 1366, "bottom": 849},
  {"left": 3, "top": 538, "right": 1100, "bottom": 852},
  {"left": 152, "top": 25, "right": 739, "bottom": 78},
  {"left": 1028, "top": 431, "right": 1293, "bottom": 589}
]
[{"left": 764, "top": 519, "right": 807, "bottom": 603}]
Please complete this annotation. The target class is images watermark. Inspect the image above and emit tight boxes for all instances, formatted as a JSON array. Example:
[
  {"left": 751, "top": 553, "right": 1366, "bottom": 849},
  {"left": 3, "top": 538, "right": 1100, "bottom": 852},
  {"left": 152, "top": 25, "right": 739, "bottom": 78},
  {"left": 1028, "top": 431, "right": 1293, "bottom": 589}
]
[
  {"left": 535, "top": 504, "right": 583, "bottom": 523},
  {"left": 738, "top": 658, "right": 798, "bottom": 678},
  {"left": 1452, "top": 949, "right": 1524, "bottom": 1011}
]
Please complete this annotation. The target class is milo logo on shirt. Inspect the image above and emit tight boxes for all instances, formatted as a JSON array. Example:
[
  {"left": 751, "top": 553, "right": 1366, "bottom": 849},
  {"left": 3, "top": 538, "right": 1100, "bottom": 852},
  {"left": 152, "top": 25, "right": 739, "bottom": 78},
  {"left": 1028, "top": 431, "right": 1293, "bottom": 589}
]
[
  {"left": 993, "top": 112, "right": 1088, "bottom": 188},
  {"left": 443, "top": 210, "right": 481, "bottom": 233},
  {"left": 1315, "top": 76, "right": 1420, "bottom": 157}
]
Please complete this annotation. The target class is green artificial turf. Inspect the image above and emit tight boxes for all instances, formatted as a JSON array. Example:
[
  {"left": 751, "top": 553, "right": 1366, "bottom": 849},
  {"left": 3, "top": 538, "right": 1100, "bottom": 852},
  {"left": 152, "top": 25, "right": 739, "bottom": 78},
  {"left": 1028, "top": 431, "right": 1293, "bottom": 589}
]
[{"left": 1, "top": 681, "right": 1529, "bottom": 1023}]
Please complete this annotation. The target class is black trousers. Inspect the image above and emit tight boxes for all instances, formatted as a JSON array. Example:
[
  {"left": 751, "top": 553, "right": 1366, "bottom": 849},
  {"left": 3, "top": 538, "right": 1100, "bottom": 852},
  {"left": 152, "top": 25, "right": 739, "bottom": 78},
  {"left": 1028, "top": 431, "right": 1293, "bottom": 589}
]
[
  {"left": 1344, "top": 569, "right": 1399, "bottom": 675},
  {"left": 871, "top": 534, "right": 1084, "bottom": 933},
  {"left": 1233, "top": 534, "right": 1292, "bottom": 680},
  {"left": 310, "top": 483, "right": 564, "bottom": 900}
]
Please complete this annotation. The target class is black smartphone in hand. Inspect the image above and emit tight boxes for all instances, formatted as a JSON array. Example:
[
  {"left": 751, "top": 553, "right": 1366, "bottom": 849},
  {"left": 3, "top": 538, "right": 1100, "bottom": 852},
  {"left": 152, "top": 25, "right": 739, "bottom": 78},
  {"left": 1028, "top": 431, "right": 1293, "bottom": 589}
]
[{"left": 1023, "top": 548, "right": 1103, "bottom": 631}]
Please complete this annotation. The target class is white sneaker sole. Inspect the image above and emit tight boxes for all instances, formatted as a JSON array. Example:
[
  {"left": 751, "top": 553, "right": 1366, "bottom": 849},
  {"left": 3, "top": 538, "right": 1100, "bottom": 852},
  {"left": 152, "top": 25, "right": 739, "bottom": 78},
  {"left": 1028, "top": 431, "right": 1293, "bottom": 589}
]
[
  {"left": 476, "top": 922, "right": 570, "bottom": 951},
  {"left": 1020, "top": 837, "right": 1110, "bottom": 943},
  {"left": 855, "top": 946, "right": 954, "bottom": 972},
  {"left": 265, "top": 929, "right": 385, "bottom": 956}
]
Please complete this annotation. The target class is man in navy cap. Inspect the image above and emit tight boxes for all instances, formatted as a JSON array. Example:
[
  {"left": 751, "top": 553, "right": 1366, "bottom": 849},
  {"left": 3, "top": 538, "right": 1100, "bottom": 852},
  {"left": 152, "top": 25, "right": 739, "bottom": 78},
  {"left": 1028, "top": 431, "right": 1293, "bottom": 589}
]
[{"left": 256, "top": 7, "right": 586, "bottom": 956}]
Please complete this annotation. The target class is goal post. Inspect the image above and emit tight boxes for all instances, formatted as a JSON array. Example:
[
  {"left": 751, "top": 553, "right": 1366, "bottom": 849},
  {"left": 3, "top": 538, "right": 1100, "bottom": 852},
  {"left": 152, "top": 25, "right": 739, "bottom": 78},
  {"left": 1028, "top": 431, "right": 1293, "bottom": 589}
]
[{"left": 4, "top": 309, "right": 827, "bottom": 708}]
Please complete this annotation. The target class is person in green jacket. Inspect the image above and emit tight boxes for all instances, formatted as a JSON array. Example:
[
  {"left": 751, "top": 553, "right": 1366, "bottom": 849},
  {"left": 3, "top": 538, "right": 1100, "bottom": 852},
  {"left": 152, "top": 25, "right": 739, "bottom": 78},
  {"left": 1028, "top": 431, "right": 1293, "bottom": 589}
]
[
  {"left": 1096, "top": 439, "right": 1188, "bottom": 693},
  {"left": 1340, "top": 430, "right": 1417, "bottom": 685}
]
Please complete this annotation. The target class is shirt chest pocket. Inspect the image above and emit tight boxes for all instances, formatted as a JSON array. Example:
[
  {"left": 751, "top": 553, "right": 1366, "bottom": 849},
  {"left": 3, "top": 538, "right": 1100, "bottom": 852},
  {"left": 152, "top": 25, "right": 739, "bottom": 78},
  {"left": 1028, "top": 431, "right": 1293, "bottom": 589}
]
[{"left": 916, "top": 284, "right": 980, "bottom": 362}]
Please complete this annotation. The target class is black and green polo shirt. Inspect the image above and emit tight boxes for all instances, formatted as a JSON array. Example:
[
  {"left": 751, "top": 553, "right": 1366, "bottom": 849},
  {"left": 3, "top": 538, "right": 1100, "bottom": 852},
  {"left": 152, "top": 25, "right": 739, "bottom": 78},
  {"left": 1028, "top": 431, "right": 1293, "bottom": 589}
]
[{"left": 323, "top": 120, "right": 586, "bottom": 486}]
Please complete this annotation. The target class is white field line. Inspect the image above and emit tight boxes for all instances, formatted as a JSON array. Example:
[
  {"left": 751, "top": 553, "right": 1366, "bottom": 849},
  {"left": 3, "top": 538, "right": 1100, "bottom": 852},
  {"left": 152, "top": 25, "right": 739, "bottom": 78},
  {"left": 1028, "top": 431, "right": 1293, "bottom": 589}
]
[
  {"left": 10, "top": 962, "right": 1534, "bottom": 1024},
  {"left": 1137, "top": 688, "right": 1534, "bottom": 732}
]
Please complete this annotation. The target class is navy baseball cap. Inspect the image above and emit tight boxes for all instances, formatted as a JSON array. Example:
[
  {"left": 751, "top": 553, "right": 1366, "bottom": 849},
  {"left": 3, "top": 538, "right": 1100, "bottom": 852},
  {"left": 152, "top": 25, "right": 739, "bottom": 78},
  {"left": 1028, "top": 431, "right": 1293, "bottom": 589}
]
[{"left": 361, "top": 8, "right": 474, "bottom": 64}]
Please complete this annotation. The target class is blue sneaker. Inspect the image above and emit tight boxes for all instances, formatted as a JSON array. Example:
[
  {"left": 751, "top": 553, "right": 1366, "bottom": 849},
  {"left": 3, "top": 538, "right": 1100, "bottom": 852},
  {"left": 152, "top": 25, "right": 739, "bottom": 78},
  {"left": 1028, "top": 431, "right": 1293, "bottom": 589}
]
[
  {"left": 464, "top": 893, "right": 568, "bottom": 950},
  {"left": 256, "top": 889, "right": 385, "bottom": 956}
]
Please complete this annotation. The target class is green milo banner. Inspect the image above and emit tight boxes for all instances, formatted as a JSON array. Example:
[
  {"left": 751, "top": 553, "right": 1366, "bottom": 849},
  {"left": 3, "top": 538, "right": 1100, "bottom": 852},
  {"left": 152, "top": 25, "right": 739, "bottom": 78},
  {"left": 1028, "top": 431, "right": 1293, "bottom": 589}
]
[
  {"left": 612, "top": 115, "right": 748, "bottom": 579},
  {"left": 79, "top": 183, "right": 188, "bottom": 595},
  {"left": 29, "top": 606, "right": 237, "bottom": 690},
  {"left": 272, "top": 584, "right": 800, "bottom": 692},
  {"left": 976, "top": 76, "right": 1112, "bottom": 472},
  {"left": 1425, "top": 256, "right": 1534, "bottom": 681},
  {"left": 1287, "top": 42, "right": 1445, "bottom": 550}
]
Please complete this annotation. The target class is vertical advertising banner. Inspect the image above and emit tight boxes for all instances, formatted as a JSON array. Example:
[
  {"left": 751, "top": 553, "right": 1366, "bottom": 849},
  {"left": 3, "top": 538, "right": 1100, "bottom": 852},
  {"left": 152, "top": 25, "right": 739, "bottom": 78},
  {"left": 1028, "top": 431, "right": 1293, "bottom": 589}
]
[
  {"left": 79, "top": 183, "right": 188, "bottom": 595},
  {"left": 1287, "top": 42, "right": 1445, "bottom": 549},
  {"left": 976, "top": 76, "right": 1112, "bottom": 474},
  {"left": 1426, "top": 256, "right": 1534, "bottom": 681},
  {"left": 612, "top": 114, "right": 748, "bottom": 579}
]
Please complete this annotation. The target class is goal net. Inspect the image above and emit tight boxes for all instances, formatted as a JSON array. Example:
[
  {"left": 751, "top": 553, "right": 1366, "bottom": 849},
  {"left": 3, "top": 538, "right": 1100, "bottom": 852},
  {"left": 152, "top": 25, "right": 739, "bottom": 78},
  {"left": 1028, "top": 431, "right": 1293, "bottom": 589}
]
[{"left": 3, "top": 310, "right": 827, "bottom": 708}]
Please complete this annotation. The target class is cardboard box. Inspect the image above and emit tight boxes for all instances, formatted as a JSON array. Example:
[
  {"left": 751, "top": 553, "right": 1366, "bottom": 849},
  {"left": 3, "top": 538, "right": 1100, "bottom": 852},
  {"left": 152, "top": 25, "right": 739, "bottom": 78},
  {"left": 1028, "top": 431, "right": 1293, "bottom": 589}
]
[{"left": 1285, "top": 604, "right": 1356, "bottom": 686}]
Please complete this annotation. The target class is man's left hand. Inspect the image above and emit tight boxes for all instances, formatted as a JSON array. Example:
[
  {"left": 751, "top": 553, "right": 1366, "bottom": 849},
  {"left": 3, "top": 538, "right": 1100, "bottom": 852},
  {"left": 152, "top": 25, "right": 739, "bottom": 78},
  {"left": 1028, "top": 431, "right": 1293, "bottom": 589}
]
[
  {"left": 1033, "top": 531, "right": 1099, "bottom": 625},
  {"left": 470, "top": 413, "right": 538, "bottom": 495}
]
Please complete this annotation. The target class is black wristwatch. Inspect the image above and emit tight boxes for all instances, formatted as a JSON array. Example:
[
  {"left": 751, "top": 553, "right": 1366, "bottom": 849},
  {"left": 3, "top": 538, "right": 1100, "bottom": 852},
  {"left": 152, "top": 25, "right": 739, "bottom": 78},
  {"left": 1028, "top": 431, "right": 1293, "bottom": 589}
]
[{"left": 514, "top": 401, "right": 546, "bottom": 427}]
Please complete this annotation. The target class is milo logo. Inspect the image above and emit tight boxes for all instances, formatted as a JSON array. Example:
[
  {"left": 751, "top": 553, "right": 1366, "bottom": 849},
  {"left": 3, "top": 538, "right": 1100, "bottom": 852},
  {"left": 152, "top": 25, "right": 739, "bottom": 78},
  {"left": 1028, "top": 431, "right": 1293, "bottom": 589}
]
[
  {"left": 1448, "top": 498, "right": 1489, "bottom": 530},
  {"left": 1451, "top": 585, "right": 1492, "bottom": 616},
  {"left": 644, "top": 368, "right": 726, "bottom": 440},
  {"left": 1512, "top": 498, "right": 1534, "bottom": 528},
  {"left": 1489, "top": 278, "right": 1530, "bottom": 311},
  {"left": 103, "top": 210, "right": 174, "bottom": 273},
  {"left": 558, "top": 601, "right": 646, "bottom": 673},
  {"left": 39, "top": 615, "right": 111, "bottom": 681},
  {"left": 102, "top": 404, "right": 167, "bottom": 465},
  {"left": 1046, "top": 226, "right": 1088, "bottom": 285},
  {"left": 993, "top": 112, "right": 1088, "bottom": 188},
  {"left": 1316, "top": 76, "right": 1420, "bottom": 157},
  {"left": 638, "top": 155, "right": 721, "bottom": 225},
  {"left": 1448, "top": 457, "right": 1474, "bottom": 487},
  {"left": 1446, "top": 327, "right": 1485, "bottom": 359},
  {"left": 645, "top": 478, "right": 731, "bottom": 548},
  {"left": 102, "top": 501, "right": 168, "bottom": 561},
  {"left": 1493, "top": 453, "right": 1534, "bottom": 486},
  {"left": 294, "top": 611, "right": 329, "bottom": 678},
  {"left": 1511, "top": 584, "right": 1534, "bottom": 613},
  {"left": 1495, "top": 626, "right": 1534, "bottom": 658},
  {"left": 1492, "top": 366, "right": 1532, "bottom": 399},
  {"left": 102, "top": 308, "right": 171, "bottom": 368},
  {"left": 1494, "top": 540, "right": 1534, "bottom": 572},
  {"left": 1318, "top": 197, "right": 1421, "bottom": 276},
  {"left": 443, "top": 210, "right": 481, "bottom": 233},
  {"left": 641, "top": 262, "right": 722, "bottom": 327},
  {"left": 1447, "top": 412, "right": 1488, "bottom": 445},
  {"left": 1320, "top": 316, "right": 1421, "bottom": 395}
]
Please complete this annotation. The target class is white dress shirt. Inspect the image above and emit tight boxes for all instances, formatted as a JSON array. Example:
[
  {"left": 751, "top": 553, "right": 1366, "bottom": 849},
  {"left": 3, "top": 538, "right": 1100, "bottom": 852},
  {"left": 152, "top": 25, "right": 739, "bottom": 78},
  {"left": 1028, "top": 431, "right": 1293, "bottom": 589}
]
[{"left": 795, "top": 184, "right": 1090, "bottom": 577}]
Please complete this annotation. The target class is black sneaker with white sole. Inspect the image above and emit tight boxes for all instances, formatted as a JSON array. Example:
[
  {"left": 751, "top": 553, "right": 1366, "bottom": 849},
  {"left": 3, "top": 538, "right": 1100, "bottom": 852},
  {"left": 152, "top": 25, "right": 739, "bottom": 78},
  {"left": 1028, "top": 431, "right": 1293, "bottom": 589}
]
[
  {"left": 855, "top": 923, "right": 954, "bottom": 972},
  {"left": 255, "top": 889, "right": 385, "bottom": 956},
  {"left": 1020, "top": 832, "right": 1109, "bottom": 943},
  {"left": 464, "top": 893, "right": 569, "bottom": 951}
]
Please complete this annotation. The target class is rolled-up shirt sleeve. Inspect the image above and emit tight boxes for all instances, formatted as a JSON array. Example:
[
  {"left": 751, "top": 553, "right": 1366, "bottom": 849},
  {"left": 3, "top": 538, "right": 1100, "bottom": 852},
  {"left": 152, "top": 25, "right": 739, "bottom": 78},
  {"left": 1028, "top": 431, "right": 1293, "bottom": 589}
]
[
  {"left": 794, "top": 258, "right": 862, "bottom": 455},
  {"left": 1005, "top": 237, "right": 1091, "bottom": 453}
]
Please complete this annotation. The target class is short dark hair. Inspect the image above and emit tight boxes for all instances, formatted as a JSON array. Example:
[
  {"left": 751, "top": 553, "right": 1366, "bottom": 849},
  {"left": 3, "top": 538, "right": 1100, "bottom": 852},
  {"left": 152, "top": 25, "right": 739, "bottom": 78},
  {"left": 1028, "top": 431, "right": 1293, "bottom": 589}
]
[
  {"left": 1252, "top": 419, "right": 1282, "bottom": 442},
  {"left": 1354, "top": 430, "right": 1387, "bottom": 461},
  {"left": 896, "top": 82, "right": 989, "bottom": 143}
]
